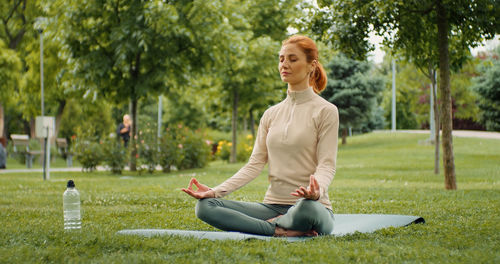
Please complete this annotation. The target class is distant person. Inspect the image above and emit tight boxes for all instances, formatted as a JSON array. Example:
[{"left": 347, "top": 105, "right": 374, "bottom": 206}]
[
  {"left": 117, "top": 114, "right": 131, "bottom": 147},
  {"left": 182, "top": 35, "right": 339, "bottom": 237}
]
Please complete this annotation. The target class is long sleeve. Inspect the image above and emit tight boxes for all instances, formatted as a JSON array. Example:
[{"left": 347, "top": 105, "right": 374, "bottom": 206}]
[
  {"left": 212, "top": 109, "right": 271, "bottom": 198},
  {"left": 313, "top": 105, "right": 339, "bottom": 201}
]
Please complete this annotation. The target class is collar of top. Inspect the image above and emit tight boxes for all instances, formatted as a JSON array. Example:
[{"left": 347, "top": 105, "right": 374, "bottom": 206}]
[{"left": 286, "top": 87, "right": 316, "bottom": 104}]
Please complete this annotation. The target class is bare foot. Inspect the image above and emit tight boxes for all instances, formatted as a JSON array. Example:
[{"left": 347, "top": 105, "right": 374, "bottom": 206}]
[
  {"left": 273, "top": 226, "right": 318, "bottom": 237},
  {"left": 266, "top": 215, "right": 282, "bottom": 223}
]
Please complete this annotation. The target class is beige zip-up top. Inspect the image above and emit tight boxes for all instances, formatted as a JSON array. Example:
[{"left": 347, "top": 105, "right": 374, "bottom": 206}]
[{"left": 213, "top": 87, "right": 339, "bottom": 210}]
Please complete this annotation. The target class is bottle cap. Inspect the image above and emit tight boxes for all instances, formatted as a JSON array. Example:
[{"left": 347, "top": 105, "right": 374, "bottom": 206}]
[{"left": 67, "top": 180, "right": 75, "bottom": 188}]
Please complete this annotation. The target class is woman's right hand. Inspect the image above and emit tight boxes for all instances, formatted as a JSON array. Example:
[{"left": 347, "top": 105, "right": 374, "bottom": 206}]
[{"left": 181, "top": 178, "right": 215, "bottom": 199}]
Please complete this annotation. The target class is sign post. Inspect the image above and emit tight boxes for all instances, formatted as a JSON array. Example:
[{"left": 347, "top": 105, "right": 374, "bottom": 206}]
[{"left": 36, "top": 116, "right": 54, "bottom": 180}]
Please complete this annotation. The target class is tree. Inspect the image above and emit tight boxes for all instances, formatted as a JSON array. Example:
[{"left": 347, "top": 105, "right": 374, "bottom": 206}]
[
  {"left": 48, "top": 0, "right": 234, "bottom": 170},
  {"left": 0, "top": 39, "right": 22, "bottom": 139},
  {"left": 207, "top": 0, "right": 300, "bottom": 163},
  {"left": 312, "top": 0, "right": 499, "bottom": 190},
  {"left": 321, "top": 53, "right": 384, "bottom": 144},
  {"left": 0, "top": 0, "right": 40, "bottom": 138},
  {"left": 1, "top": 0, "right": 71, "bottom": 141},
  {"left": 473, "top": 48, "right": 500, "bottom": 131}
]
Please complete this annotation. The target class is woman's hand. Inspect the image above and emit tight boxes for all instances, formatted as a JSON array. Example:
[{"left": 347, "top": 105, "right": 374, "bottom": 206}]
[
  {"left": 181, "top": 178, "right": 215, "bottom": 199},
  {"left": 291, "top": 175, "right": 320, "bottom": 200}
]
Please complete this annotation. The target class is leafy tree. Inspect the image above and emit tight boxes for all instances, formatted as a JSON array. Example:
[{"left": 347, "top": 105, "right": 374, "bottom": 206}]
[
  {"left": 312, "top": 0, "right": 499, "bottom": 190},
  {"left": 378, "top": 58, "right": 426, "bottom": 130},
  {"left": 1, "top": 1, "right": 71, "bottom": 140},
  {"left": 321, "top": 53, "right": 384, "bottom": 144},
  {"left": 473, "top": 48, "right": 500, "bottom": 131},
  {"left": 0, "top": 39, "right": 22, "bottom": 139},
  {"left": 48, "top": 0, "right": 234, "bottom": 170},
  {"left": 0, "top": 0, "right": 39, "bottom": 138},
  {"left": 206, "top": 0, "right": 301, "bottom": 163}
]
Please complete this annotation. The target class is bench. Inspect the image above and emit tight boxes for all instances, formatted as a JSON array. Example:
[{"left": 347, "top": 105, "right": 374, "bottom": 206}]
[
  {"left": 10, "top": 134, "right": 42, "bottom": 168},
  {"left": 56, "top": 138, "right": 73, "bottom": 167}
]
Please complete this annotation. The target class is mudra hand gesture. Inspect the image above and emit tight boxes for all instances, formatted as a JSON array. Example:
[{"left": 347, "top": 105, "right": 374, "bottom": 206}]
[
  {"left": 182, "top": 178, "right": 215, "bottom": 199},
  {"left": 291, "top": 175, "right": 320, "bottom": 200}
]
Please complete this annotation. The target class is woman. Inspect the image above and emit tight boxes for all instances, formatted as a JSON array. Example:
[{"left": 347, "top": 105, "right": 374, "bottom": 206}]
[
  {"left": 182, "top": 35, "right": 339, "bottom": 237},
  {"left": 117, "top": 114, "right": 131, "bottom": 147}
]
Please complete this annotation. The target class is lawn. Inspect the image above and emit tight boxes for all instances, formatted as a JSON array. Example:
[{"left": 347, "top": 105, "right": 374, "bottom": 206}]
[{"left": 0, "top": 132, "right": 499, "bottom": 263}]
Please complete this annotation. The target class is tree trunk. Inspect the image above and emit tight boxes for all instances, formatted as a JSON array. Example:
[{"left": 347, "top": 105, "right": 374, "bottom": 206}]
[
  {"left": 231, "top": 89, "right": 239, "bottom": 163},
  {"left": 29, "top": 117, "right": 35, "bottom": 138},
  {"left": 341, "top": 127, "right": 347, "bottom": 145},
  {"left": 130, "top": 97, "right": 138, "bottom": 171},
  {"left": 437, "top": 1, "right": 456, "bottom": 189},
  {"left": 53, "top": 99, "right": 67, "bottom": 142}
]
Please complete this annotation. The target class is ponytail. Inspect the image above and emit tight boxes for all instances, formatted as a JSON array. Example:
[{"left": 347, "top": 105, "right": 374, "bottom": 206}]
[{"left": 310, "top": 62, "right": 327, "bottom": 94}]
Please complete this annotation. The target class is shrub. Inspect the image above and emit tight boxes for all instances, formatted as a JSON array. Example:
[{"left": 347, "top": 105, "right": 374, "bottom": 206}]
[
  {"left": 158, "top": 131, "right": 183, "bottom": 173},
  {"left": 236, "top": 134, "right": 254, "bottom": 162},
  {"left": 158, "top": 124, "right": 210, "bottom": 171},
  {"left": 72, "top": 137, "right": 103, "bottom": 172},
  {"left": 137, "top": 126, "right": 158, "bottom": 174},
  {"left": 101, "top": 137, "right": 128, "bottom": 174},
  {"left": 216, "top": 140, "right": 231, "bottom": 162},
  {"left": 178, "top": 128, "right": 210, "bottom": 170}
]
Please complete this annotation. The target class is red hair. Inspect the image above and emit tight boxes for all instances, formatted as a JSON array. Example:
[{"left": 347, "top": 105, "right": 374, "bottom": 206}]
[{"left": 282, "top": 35, "right": 327, "bottom": 94}]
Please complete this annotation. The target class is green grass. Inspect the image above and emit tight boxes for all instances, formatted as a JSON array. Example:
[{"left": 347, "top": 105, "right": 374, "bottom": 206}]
[{"left": 0, "top": 132, "right": 499, "bottom": 263}]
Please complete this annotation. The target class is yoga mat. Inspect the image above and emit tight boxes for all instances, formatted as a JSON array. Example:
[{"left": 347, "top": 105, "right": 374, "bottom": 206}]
[{"left": 117, "top": 214, "right": 425, "bottom": 242}]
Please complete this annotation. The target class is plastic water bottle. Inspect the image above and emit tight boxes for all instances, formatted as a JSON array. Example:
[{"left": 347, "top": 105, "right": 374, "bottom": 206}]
[{"left": 63, "top": 180, "right": 81, "bottom": 230}]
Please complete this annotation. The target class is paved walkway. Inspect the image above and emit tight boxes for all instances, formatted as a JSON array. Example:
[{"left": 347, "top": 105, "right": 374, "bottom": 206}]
[
  {"left": 1, "top": 130, "right": 498, "bottom": 174},
  {"left": 386, "top": 129, "right": 500, "bottom": 140}
]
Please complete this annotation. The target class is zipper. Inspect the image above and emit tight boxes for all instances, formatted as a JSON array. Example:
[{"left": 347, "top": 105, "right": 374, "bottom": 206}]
[{"left": 283, "top": 93, "right": 296, "bottom": 141}]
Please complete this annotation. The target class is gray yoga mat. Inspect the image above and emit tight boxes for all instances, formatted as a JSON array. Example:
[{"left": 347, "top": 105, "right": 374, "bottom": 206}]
[{"left": 117, "top": 214, "right": 425, "bottom": 241}]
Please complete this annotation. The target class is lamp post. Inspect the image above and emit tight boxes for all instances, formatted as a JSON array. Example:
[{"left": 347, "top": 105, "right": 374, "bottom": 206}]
[
  {"left": 36, "top": 18, "right": 49, "bottom": 180},
  {"left": 38, "top": 28, "right": 44, "bottom": 116},
  {"left": 391, "top": 58, "right": 396, "bottom": 132}
]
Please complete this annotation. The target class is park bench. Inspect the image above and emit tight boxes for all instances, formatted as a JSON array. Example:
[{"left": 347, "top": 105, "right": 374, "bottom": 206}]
[
  {"left": 56, "top": 138, "right": 73, "bottom": 167},
  {"left": 10, "top": 134, "right": 42, "bottom": 168}
]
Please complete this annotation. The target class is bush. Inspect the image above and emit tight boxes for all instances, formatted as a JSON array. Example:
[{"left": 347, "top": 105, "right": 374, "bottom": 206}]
[
  {"left": 101, "top": 137, "right": 128, "bottom": 174},
  {"left": 158, "top": 124, "right": 210, "bottom": 171},
  {"left": 137, "top": 126, "right": 158, "bottom": 174},
  {"left": 215, "top": 134, "right": 254, "bottom": 163},
  {"left": 178, "top": 128, "right": 211, "bottom": 170},
  {"left": 216, "top": 140, "right": 231, "bottom": 162},
  {"left": 236, "top": 134, "right": 253, "bottom": 162},
  {"left": 158, "top": 131, "right": 183, "bottom": 173},
  {"left": 72, "top": 137, "right": 103, "bottom": 172}
]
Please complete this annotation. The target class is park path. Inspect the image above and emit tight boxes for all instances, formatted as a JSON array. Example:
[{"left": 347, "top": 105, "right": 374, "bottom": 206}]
[
  {"left": 1, "top": 130, "right": 498, "bottom": 174},
  {"left": 389, "top": 129, "right": 500, "bottom": 140}
]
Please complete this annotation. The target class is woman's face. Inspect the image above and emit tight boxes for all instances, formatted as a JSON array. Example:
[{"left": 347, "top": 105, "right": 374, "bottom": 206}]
[{"left": 279, "top": 44, "right": 313, "bottom": 87}]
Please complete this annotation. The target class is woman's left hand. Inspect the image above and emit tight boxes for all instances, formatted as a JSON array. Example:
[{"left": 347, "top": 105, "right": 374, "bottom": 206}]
[{"left": 291, "top": 175, "right": 320, "bottom": 200}]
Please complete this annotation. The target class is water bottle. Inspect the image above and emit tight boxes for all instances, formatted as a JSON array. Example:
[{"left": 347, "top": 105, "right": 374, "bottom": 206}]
[{"left": 63, "top": 180, "right": 81, "bottom": 230}]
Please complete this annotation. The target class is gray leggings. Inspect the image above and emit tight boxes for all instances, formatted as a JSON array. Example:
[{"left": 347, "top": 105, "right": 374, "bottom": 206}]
[{"left": 195, "top": 198, "right": 334, "bottom": 236}]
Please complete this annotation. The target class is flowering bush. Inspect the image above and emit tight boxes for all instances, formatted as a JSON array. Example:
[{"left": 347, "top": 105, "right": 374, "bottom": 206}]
[
  {"left": 101, "top": 137, "right": 128, "bottom": 174},
  {"left": 137, "top": 125, "right": 158, "bottom": 174},
  {"left": 215, "top": 134, "right": 254, "bottom": 162},
  {"left": 178, "top": 128, "right": 211, "bottom": 170},
  {"left": 72, "top": 136, "right": 103, "bottom": 172},
  {"left": 217, "top": 140, "right": 231, "bottom": 162},
  {"left": 158, "top": 124, "right": 210, "bottom": 171},
  {"left": 158, "top": 131, "right": 182, "bottom": 173},
  {"left": 237, "top": 134, "right": 254, "bottom": 162}
]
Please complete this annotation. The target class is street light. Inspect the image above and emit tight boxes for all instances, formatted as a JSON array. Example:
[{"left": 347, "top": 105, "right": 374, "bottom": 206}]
[
  {"left": 35, "top": 17, "right": 50, "bottom": 180},
  {"left": 391, "top": 58, "right": 396, "bottom": 132},
  {"left": 35, "top": 17, "right": 46, "bottom": 116}
]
